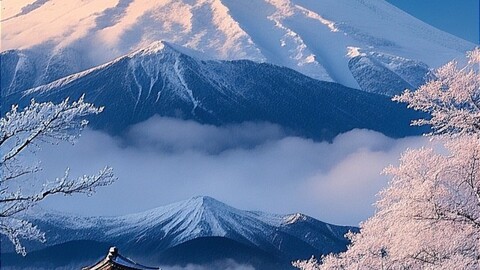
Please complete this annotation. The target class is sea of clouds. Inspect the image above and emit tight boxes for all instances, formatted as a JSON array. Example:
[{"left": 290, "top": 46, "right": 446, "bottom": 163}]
[{"left": 36, "top": 116, "right": 427, "bottom": 225}]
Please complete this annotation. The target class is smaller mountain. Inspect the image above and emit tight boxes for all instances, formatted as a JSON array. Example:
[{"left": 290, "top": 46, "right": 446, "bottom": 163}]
[
  {"left": 1, "top": 196, "right": 357, "bottom": 270},
  {"left": 348, "top": 50, "right": 432, "bottom": 96},
  {"left": 3, "top": 41, "right": 426, "bottom": 140}
]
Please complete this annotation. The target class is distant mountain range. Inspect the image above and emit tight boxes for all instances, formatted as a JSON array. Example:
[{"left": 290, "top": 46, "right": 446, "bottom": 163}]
[
  {"left": 1, "top": 196, "right": 357, "bottom": 270},
  {"left": 2, "top": 41, "right": 426, "bottom": 140}
]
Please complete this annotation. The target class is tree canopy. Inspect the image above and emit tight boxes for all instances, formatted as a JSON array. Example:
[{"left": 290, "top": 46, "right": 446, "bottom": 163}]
[{"left": 295, "top": 48, "right": 480, "bottom": 270}]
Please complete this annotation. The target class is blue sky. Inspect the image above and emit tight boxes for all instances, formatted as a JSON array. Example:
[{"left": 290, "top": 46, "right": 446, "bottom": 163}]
[{"left": 386, "top": 0, "right": 479, "bottom": 44}]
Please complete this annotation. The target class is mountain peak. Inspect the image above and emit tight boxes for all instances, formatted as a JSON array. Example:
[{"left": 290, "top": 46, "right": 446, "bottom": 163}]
[
  {"left": 284, "top": 213, "right": 308, "bottom": 225},
  {"left": 180, "top": 196, "right": 235, "bottom": 217},
  {"left": 126, "top": 41, "right": 211, "bottom": 61},
  {"left": 189, "top": 195, "right": 221, "bottom": 206},
  {"left": 128, "top": 40, "right": 177, "bottom": 57}
]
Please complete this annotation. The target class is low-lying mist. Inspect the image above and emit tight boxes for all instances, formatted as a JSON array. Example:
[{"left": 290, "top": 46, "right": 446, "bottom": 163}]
[{"left": 36, "top": 116, "right": 427, "bottom": 225}]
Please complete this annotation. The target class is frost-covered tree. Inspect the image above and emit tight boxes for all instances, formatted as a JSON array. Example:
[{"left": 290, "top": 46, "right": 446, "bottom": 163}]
[
  {"left": 393, "top": 48, "right": 480, "bottom": 138},
  {"left": 0, "top": 96, "right": 116, "bottom": 255},
  {"left": 294, "top": 48, "right": 480, "bottom": 270}
]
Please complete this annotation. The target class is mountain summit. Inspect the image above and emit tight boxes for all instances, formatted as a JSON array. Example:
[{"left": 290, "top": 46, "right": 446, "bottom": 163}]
[
  {"left": 2, "top": 0, "right": 474, "bottom": 95},
  {"left": 5, "top": 41, "right": 425, "bottom": 139}
]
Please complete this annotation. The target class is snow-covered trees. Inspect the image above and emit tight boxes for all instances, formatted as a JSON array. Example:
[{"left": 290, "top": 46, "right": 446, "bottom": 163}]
[
  {"left": 0, "top": 96, "right": 116, "bottom": 255},
  {"left": 393, "top": 48, "right": 480, "bottom": 138},
  {"left": 294, "top": 48, "right": 480, "bottom": 270}
]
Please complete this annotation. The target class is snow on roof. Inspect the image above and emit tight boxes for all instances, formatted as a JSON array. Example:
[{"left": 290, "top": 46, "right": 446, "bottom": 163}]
[
  {"left": 113, "top": 253, "right": 159, "bottom": 270},
  {"left": 83, "top": 247, "right": 160, "bottom": 270}
]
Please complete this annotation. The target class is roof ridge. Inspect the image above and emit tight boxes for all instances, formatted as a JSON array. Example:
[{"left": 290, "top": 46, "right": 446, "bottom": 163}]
[{"left": 82, "top": 247, "right": 160, "bottom": 270}]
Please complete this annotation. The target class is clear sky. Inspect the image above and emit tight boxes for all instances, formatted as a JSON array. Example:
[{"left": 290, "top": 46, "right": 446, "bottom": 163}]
[{"left": 386, "top": 0, "right": 479, "bottom": 44}]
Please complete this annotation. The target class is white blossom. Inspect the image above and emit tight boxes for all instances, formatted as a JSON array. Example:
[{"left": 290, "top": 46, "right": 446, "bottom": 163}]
[{"left": 293, "top": 256, "right": 322, "bottom": 270}]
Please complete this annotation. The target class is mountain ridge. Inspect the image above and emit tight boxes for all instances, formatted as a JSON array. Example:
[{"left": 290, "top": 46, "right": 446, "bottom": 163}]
[
  {"left": 2, "top": 196, "right": 357, "bottom": 269},
  {"left": 1, "top": 0, "right": 474, "bottom": 96},
  {"left": 3, "top": 40, "right": 426, "bottom": 140}
]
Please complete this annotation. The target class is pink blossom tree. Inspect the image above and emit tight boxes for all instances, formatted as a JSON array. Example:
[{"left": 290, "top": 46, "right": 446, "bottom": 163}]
[{"left": 294, "top": 48, "right": 480, "bottom": 270}]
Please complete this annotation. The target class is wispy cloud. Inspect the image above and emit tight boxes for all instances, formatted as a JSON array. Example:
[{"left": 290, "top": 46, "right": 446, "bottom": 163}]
[{"left": 35, "top": 116, "right": 427, "bottom": 225}]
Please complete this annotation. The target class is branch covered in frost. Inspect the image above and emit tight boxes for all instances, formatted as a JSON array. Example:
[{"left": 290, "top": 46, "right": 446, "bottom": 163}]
[
  {"left": 0, "top": 95, "right": 103, "bottom": 165},
  {"left": 393, "top": 47, "right": 480, "bottom": 138},
  {"left": 0, "top": 96, "right": 115, "bottom": 255},
  {"left": 0, "top": 167, "right": 115, "bottom": 217},
  {"left": 0, "top": 218, "right": 45, "bottom": 256}
]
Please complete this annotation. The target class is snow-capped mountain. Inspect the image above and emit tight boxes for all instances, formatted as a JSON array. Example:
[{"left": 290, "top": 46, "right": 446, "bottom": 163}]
[
  {"left": 2, "top": 196, "right": 357, "bottom": 269},
  {"left": 1, "top": 0, "right": 474, "bottom": 96},
  {"left": 4, "top": 41, "right": 425, "bottom": 139}
]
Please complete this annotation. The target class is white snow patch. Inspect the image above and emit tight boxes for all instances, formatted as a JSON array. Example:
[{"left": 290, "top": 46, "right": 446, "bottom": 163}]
[
  {"left": 346, "top": 46, "right": 365, "bottom": 58},
  {"left": 295, "top": 5, "right": 339, "bottom": 32},
  {"left": 284, "top": 213, "right": 307, "bottom": 225},
  {"left": 173, "top": 57, "right": 200, "bottom": 115}
]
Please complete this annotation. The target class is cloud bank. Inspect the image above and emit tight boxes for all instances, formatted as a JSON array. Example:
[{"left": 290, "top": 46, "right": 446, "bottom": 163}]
[{"left": 35, "top": 116, "right": 427, "bottom": 225}]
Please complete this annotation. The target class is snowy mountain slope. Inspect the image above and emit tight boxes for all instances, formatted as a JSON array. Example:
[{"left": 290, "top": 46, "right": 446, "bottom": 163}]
[
  {"left": 3, "top": 41, "right": 426, "bottom": 139},
  {"left": 1, "top": 196, "right": 356, "bottom": 269},
  {"left": 348, "top": 51, "right": 433, "bottom": 96},
  {"left": 1, "top": 0, "right": 474, "bottom": 95},
  {"left": 0, "top": 48, "right": 85, "bottom": 97}
]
